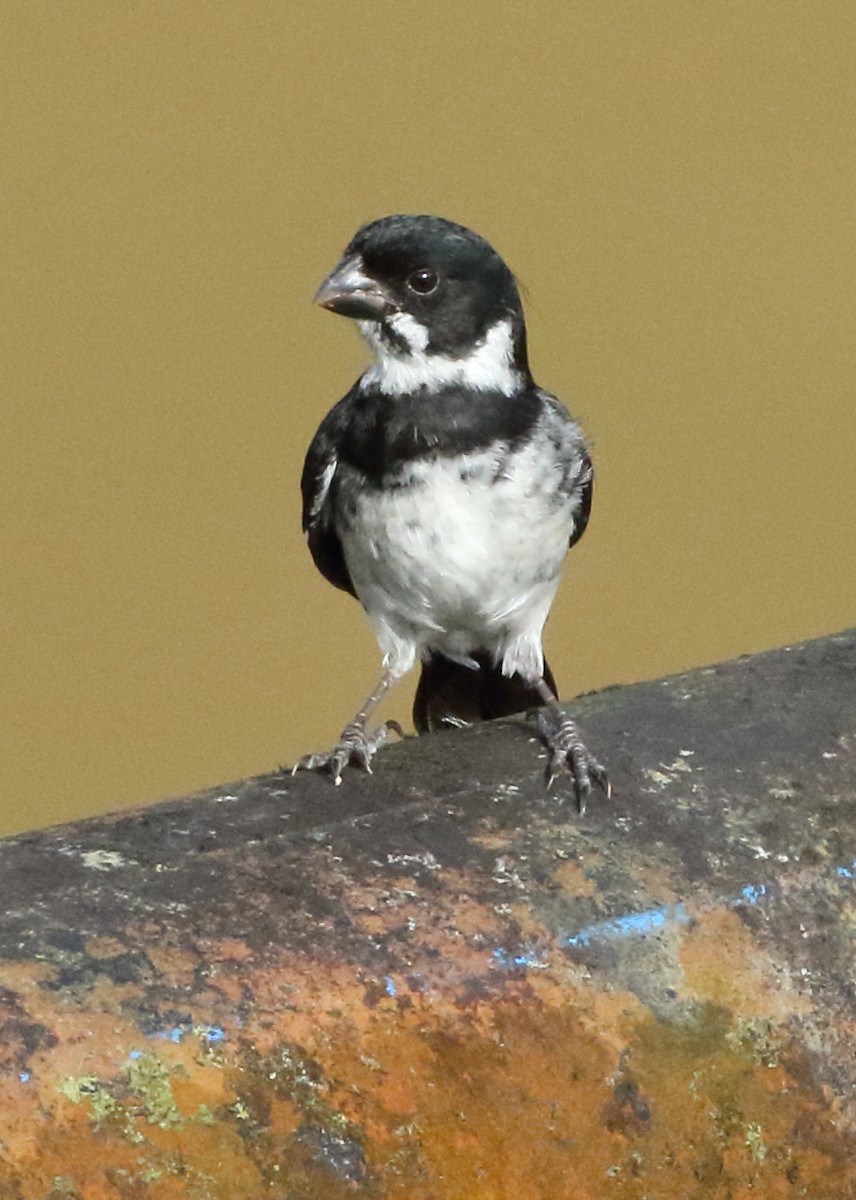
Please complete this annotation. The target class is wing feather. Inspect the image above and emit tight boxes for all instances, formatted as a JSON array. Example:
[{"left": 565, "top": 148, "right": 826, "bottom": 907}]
[{"left": 300, "top": 393, "right": 357, "bottom": 597}]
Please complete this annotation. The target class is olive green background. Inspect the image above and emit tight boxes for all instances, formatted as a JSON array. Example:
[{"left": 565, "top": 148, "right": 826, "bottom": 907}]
[{"left": 2, "top": 2, "right": 854, "bottom": 836}]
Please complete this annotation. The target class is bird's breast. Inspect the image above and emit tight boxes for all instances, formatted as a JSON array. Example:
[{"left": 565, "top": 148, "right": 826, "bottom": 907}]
[{"left": 335, "top": 441, "right": 577, "bottom": 634}]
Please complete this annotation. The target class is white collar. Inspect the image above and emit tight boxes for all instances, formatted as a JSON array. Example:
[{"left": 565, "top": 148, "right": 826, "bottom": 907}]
[{"left": 359, "top": 316, "right": 522, "bottom": 397}]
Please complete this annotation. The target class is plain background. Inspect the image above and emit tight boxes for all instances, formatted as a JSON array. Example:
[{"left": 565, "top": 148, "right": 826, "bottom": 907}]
[{"left": 2, "top": 2, "right": 854, "bottom": 836}]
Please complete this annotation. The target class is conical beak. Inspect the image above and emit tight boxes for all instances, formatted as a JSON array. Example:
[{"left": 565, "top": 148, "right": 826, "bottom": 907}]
[{"left": 313, "top": 255, "right": 396, "bottom": 320}]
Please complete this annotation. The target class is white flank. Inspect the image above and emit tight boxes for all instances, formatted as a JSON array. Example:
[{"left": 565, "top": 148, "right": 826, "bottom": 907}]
[{"left": 359, "top": 317, "right": 522, "bottom": 397}]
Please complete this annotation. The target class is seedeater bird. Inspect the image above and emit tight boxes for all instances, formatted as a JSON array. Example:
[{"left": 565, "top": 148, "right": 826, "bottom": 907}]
[{"left": 294, "top": 214, "right": 608, "bottom": 809}]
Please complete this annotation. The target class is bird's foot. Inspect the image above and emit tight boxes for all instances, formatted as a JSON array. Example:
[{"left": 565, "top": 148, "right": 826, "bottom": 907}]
[
  {"left": 292, "top": 720, "right": 403, "bottom": 785},
  {"left": 534, "top": 709, "right": 610, "bottom": 814}
]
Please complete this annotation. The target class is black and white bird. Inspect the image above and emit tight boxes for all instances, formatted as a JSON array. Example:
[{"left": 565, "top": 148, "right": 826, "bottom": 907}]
[{"left": 294, "top": 214, "right": 608, "bottom": 809}]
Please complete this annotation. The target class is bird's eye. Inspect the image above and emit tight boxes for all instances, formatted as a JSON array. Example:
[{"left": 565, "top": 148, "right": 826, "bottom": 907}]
[{"left": 407, "top": 267, "right": 439, "bottom": 295}]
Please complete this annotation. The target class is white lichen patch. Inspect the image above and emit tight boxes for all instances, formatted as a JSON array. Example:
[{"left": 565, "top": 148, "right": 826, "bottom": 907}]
[
  {"left": 492, "top": 857, "right": 526, "bottom": 888},
  {"left": 641, "top": 749, "right": 698, "bottom": 794},
  {"left": 80, "top": 849, "right": 128, "bottom": 871},
  {"left": 665, "top": 757, "right": 694, "bottom": 774},
  {"left": 385, "top": 851, "right": 440, "bottom": 870},
  {"left": 492, "top": 783, "right": 520, "bottom": 799},
  {"left": 644, "top": 770, "right": 674, "bottom": 788}
]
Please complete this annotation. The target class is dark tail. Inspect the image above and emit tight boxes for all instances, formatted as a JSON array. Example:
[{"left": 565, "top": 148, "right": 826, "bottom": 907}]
[{"left": 412, "top": 651, "right": 557, "bottom": 734}]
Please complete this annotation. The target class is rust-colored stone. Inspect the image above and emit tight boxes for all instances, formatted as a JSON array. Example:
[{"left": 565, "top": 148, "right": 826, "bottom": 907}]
[{"left": 1, "top": 631, "right": 855, "bottom": 1196}]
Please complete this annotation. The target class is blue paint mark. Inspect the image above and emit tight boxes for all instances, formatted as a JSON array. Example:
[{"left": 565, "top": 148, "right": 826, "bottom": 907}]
[
  {"left": 562, "top": 878, "right": 783, "bottom": 951},
  {"left": 384, "top": 976, "right": 397, "bottom": 997},
  {"left": 129, "top": 1049, "right": 142, "bottom": 1060},
  {"left": 565, "top": 903, "right": 691, "bottom": 949},
  {"left": 152, "top": 1025, "right": 185, "bottom": 1042},
  {"left": 19, "top": 1072, "right": 30, "bottom": 1083},
  {"left": 149, "top": 1023, "right": 226, "bottom": 1045},
  {"left": 485, "top": 857, "right": 856, "bottom": 969},
  {"left": 491, "top": 946, "right": 547, "bottom": 970}
]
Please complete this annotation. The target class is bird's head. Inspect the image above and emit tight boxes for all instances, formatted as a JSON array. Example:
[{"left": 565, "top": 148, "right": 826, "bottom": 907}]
[{"left": 314, "top": 214, "right": 530, "bottom": 395}]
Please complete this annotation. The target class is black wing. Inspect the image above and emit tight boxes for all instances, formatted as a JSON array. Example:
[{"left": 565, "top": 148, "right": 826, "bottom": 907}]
[
  {"left": 568, "top": 450, "right": 593, "bottom": 549},
  {"left": 300, "top": 392, "right": 357, "bottom": 598}
]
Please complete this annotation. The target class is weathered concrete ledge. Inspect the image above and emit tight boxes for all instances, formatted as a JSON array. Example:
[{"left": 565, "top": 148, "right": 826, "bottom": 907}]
[{"left": 2, "top": 630, "right": 855, "bottom": 1197}]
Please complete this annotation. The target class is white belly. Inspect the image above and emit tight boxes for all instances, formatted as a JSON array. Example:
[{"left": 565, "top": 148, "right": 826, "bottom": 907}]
[{"left": 338, "top": 443, "right": 576, "bottom": 679}]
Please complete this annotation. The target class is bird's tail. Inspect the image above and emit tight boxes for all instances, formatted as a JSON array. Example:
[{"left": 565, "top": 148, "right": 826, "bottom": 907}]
[{"left": 412, "top": 651, "right": 557, "bottom": 734}]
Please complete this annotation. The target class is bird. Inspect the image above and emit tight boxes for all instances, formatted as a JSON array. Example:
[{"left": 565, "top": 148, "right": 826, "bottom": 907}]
[{"left": 293, "top": 214, "right": 608, "bottom": 810}]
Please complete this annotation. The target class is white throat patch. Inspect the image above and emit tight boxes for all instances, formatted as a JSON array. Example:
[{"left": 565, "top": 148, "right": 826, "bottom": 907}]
[{"left": 359, "top": 316, "right": 522, "bottom": 397}]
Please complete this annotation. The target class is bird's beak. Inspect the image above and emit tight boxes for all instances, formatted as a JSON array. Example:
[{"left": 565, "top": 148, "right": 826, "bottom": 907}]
[{"left": 313, "top": 255, "right": 396, "bottom": 321}]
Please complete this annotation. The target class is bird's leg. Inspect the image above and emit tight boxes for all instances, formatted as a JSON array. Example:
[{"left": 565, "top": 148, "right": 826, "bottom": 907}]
[
  {"left": 292, "top": 669, "right": 403, "bottom": 785},
  {"left": 532, "top": 677, "right": 610, "bottom": 813}
]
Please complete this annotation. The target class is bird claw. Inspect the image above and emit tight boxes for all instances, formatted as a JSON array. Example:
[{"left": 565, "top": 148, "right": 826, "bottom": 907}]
[
  {"left": 292, "top": 720, "right": 403, "bottom": 784},
  {"left": 535, "top": 710, "right": 610, "bottom": 814}
]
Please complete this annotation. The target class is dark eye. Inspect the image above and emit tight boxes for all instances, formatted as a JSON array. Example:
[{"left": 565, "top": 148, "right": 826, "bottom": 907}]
[{"left": 407, "top": 267, "right": 439, "bottom": 295}]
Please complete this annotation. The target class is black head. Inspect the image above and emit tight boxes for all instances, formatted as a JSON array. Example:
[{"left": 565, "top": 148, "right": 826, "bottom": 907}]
[{"left": 315, "top": 215, "right": 529, "bottom": 374}]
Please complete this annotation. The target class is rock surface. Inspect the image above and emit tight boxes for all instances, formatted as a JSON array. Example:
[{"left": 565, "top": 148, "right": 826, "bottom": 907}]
[{"left": 1, "top": 630, "right": 855, "bottom": 1197}]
